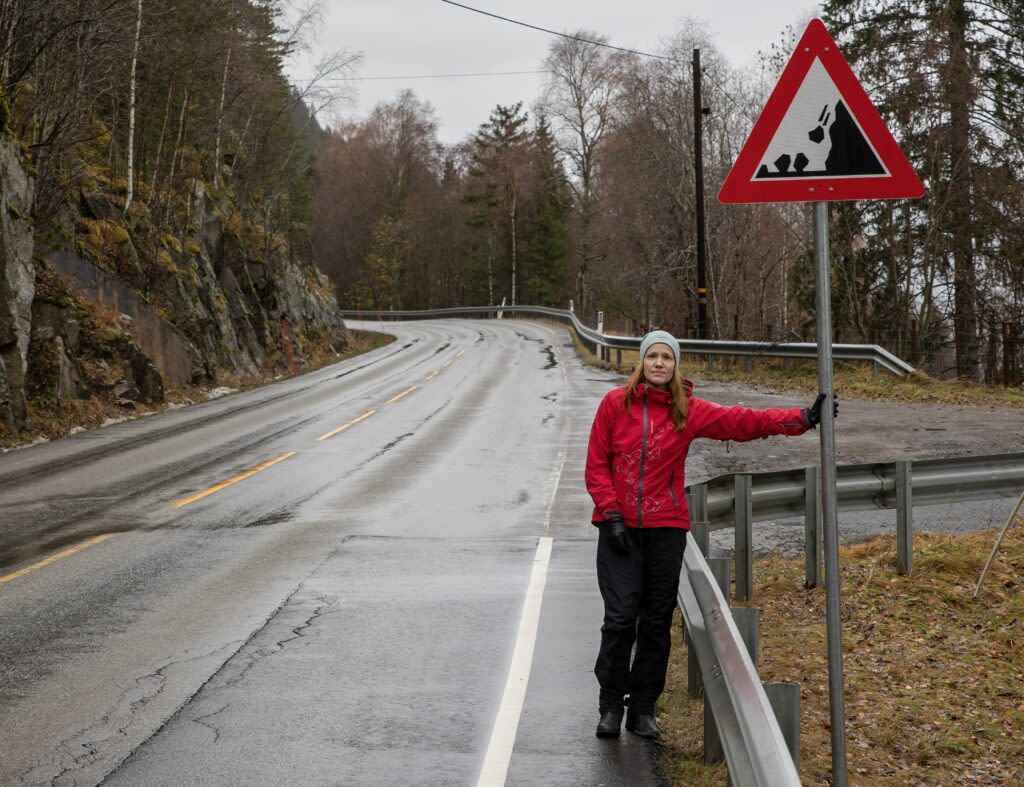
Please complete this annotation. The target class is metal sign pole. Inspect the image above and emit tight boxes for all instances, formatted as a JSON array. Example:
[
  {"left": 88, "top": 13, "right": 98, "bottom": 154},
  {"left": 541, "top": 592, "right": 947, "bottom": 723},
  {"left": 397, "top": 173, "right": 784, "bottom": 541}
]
[{"left": 813, "top": 200, "right": 848, "bottom": 786}]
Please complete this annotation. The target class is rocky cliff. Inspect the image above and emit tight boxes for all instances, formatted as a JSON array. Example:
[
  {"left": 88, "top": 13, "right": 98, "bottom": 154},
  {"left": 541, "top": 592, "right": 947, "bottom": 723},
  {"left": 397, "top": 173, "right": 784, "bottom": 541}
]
[
  {"left": 0, "top": 135, "right": 35, "bottom": 433},
  {"left": 0, "top": 138, "right": 346, "bottom": 439}
]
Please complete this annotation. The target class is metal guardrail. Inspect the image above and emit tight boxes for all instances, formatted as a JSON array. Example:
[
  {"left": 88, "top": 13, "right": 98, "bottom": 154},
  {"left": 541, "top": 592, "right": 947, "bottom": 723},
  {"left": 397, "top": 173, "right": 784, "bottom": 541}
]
[
  {"left": 692, "top": 451, "right": 1024, "bottom": 526},
  {"left": 339, "top": 305, "right": 916, "bottom": 376},
  {"left": 678, "top": 533, "right": 802, "bottom": 786}
]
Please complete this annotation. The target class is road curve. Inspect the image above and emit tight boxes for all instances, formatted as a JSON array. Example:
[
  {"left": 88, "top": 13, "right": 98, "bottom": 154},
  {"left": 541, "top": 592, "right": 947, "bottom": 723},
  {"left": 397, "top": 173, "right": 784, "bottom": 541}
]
[{"left": 0, "top": 319, "right": 661, "bottom": 786}]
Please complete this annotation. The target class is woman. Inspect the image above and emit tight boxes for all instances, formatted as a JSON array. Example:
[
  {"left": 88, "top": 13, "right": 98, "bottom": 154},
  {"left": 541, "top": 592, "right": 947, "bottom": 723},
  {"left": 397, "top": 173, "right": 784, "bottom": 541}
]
[{"left": 585, "top": 330, "right": 836, "bottom": 739}]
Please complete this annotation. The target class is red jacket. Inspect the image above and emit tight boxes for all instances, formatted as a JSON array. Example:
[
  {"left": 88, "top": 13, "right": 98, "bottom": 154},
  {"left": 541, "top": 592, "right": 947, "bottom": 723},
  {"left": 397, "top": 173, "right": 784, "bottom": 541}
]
[{"left": 585, "top": 382, "right": 811, "bottom": 529}]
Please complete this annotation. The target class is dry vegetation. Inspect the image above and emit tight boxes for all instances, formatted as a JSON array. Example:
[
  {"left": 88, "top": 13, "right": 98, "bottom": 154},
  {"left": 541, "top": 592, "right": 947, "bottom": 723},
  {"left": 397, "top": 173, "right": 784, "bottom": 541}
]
[{"left": 660, "top": 526, "right": 1024, "bottom": 786}]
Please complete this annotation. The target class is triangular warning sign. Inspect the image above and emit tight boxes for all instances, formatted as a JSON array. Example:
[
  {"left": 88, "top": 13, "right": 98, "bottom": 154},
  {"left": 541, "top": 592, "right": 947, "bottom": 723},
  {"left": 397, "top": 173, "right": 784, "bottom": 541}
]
[{"left": 718, "top": 19, "right": 924, "bottom": 204}]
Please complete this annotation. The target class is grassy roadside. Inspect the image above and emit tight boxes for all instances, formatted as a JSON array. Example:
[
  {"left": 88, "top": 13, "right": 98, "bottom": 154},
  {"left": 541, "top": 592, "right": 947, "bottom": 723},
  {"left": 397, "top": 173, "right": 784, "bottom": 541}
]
[
  {"left": 568, "top": 329, "right": 1024, "bottom": 408},
  {"left": 660, "top": 526, "right": 1024, "bottom": 786},
  {"left": 0, "top": 328, "right": 394, "bottom": 452}
]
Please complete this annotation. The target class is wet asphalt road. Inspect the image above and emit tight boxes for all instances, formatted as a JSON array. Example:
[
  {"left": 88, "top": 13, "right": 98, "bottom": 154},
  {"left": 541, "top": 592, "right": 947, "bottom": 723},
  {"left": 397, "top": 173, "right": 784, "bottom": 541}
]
[
  {"left": 0, "top": 319, "right": 660, "bottom": 786},
  {"left": 2, "top": 318, "right": 1021, "bottom": 786}
]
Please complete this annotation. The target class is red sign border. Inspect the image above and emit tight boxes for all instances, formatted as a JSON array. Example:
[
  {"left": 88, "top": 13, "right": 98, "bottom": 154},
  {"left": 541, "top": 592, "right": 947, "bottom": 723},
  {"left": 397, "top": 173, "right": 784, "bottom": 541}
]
[{"left": 718, "top": 19, "right": 925, "bottom": 204}]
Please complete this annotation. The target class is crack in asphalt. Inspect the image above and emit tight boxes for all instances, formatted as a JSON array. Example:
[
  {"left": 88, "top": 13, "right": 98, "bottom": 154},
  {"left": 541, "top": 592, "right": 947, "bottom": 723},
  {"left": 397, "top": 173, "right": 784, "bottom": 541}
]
[
  {"left": 219, "top": 596, "right": 338, "bottom": 693},
  {"left": 190, "top": 703, "right": 230, "bottom": 745},
  {"left": 17, "top": 641, "right": 243, "bottom": 787},
  {"left": 92, "top": 541, "right": 354, "bottom": 784}
]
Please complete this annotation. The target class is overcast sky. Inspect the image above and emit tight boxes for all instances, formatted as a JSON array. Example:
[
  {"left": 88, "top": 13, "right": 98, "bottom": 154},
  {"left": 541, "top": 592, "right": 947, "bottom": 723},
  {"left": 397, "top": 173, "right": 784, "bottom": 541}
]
[{"left": 286, "top": 0, "right": 822, "bottom": 144}]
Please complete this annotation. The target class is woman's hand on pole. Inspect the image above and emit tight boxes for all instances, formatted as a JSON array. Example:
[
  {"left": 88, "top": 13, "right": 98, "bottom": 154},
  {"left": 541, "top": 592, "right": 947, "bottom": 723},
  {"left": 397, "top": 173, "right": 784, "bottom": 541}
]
[{"left": 802, "top": 392, "right": 839, "bottom": 428}]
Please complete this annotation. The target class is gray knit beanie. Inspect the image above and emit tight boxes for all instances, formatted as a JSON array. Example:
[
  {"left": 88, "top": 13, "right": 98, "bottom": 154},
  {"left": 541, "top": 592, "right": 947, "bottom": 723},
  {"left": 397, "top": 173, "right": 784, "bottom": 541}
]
[{"left": 639, "top": 330, "right": 680, "bottom": 365}]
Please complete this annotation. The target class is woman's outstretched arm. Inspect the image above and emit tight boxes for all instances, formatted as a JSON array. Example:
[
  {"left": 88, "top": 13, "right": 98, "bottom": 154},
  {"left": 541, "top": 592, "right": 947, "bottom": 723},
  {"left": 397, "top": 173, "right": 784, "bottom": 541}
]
[{"left": 689, "top": 394, "right": 836, "bottom": 442}]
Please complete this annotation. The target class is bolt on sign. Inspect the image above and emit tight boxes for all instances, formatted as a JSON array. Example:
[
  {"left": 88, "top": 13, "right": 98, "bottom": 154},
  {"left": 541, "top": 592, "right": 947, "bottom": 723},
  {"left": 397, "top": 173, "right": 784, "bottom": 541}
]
[{"left": 718, "top": 18, "right": 924, "bottom": 204}]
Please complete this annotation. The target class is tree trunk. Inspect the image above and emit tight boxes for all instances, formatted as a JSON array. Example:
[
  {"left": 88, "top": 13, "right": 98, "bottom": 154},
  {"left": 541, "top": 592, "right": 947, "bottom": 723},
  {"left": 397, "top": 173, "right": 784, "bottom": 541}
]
[
  {"left": 163, "top": 86, "right": 189, "bottom": 222},
  {"left": 947, "top": 0, "right": 980, "bottom": 379},
  {"left": 509, "top": 184, "right": 517, "bottom": 305},
  {"left": 148, "top": 81, "right": 174, "bottom": 208},
  {"left": 213, "top": 45, "right": 231, "bottom": 189},
  {"left": 487, "top": 225, "right": 494, "bottom": 305},
  {"left": 124, "top": 0, "right": 143, "bottom": 212}
]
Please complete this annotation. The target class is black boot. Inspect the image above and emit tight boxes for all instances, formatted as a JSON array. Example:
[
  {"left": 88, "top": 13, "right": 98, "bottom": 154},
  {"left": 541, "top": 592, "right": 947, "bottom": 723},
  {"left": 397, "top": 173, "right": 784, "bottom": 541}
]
[
  {"left": 625, "top": 709, "right": 660, "bottom": 740},
  {"left": 595, "top": 710, "right": 623, "bottom": 738}
]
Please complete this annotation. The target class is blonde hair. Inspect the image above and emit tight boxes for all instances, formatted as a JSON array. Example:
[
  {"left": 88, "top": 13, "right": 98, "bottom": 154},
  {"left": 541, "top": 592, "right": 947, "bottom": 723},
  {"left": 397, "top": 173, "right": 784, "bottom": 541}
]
[{"left": 623, "top": 363, "right": 691, "bottom": 431}]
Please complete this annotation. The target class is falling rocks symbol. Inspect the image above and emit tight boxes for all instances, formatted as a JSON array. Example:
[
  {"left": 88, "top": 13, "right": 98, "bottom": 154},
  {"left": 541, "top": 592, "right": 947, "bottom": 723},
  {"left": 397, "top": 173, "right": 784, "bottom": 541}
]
[{"left": 757, "top": 100, "right": 883, "bottom": 179}]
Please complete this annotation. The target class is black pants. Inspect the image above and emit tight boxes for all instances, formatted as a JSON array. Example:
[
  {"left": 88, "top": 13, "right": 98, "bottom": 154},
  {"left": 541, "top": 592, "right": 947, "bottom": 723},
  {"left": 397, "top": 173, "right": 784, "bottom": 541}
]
[{"left": 594, "top": 525, "right": 686, "bottom": 715}]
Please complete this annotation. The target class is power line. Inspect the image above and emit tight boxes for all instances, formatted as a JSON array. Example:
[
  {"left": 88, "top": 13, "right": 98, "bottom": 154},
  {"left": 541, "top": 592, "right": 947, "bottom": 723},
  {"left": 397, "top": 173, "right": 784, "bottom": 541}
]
[
  {"left": 438, "top": 0, "right": 682, "bottom": 64},
  {"left": 291, "top": 70, "right": 548, "bottom": 82},
  {"left": 701, "top": 68, "right": 759, "bottom": 124}
]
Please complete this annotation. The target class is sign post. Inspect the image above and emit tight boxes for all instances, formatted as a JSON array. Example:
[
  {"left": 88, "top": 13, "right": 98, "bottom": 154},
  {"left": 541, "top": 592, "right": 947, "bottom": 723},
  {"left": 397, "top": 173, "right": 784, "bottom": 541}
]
[
  {"left": 718, "top": 19, "right": 924, "bottom": 786},
  {"left": 812, "top": 199, "right": 847, "bottom": 782}
]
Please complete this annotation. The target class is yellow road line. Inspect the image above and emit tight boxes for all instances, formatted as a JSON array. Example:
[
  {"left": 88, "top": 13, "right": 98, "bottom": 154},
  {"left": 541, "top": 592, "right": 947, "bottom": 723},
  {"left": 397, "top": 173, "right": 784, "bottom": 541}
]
[
  {"left": 424, "top": 370, "right": 439, "bottom": 381},
  {"left": 1, "top": 533, "right": 115, "bottom": 585},
  {"left": 316, "top": 409, "right": 376, "bottom": 442},
  {"left": 456, "top": 346, "right": 468, "bottom": 357},
  {"left": 442, "top": 359, "right": 453, "bottom": 368},
  {"left": 386, "top": 385, "right": 417, "bottom": 405},
  {"left": 172, "top": 452, "right": 297, "bottom": 509}
]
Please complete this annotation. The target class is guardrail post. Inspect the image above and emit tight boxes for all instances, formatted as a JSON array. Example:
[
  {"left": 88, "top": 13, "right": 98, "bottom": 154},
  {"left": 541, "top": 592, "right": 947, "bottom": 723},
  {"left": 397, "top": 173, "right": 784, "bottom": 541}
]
[
  {"left": 805, "top": 466, "right": 823, "bottom": 588},
  {"left": 896, "top": 460, "right": 913, "bottom": 576},
  {"left": 686, "top": 630, "right": 702, "bottom": 700},
  {"left": 731, "top": 606, "right": 759, "bottom": 668},
  {"left": 764, "top": 682, "right": 801, "bottom": 770},
  {"left": 707, "top": 354, "right": 715, "bottom": 373},
  {"left": 744, "top": 355, "right": 753, "bottom": 373},
  {"left": 735, "top": 474, "right": 753, "bottom": 602},
  {"left": 704, "top": 694, "right": 725, "bottom": 764},
  {"left": 616, "top": 348, "right": 622, "bottom": 366},
  {"left": 708, "top": 556, "right": 731, "bottom": 602},
  {"left": 690, "top": 484, "right": 709, "bottom": 556},
  {"left": 872, "top": 359, "right": 881, "bottom": 380}
]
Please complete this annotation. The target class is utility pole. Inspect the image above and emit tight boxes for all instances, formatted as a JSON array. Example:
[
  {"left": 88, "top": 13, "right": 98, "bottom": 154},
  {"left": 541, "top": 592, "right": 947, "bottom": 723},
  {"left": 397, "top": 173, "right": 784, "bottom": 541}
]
[{"left": 693, "top": 49, "right": 708, "bottom": 339}]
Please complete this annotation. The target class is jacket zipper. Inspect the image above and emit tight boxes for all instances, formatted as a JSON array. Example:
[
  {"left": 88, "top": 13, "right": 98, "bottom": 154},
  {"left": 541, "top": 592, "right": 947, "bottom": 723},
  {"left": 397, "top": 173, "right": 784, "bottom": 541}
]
[
  {"left": 669, "top": 468, "right": 677, "bottom": 507},
  {"left": 637, "top": 391, "right": 648, "bottom": 528}
]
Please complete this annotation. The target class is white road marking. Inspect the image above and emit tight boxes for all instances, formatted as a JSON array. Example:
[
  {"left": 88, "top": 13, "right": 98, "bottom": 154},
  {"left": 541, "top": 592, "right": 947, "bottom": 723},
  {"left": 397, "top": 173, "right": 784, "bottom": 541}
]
[{"left": 476, "top": 536, "right": 553, "bottom": 787}]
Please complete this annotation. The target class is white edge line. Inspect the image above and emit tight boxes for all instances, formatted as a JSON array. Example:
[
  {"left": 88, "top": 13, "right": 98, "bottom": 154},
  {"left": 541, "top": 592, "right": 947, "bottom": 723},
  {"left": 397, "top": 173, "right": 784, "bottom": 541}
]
[{"left": 475, "top": 536, "right": 554, "bottom": 787}]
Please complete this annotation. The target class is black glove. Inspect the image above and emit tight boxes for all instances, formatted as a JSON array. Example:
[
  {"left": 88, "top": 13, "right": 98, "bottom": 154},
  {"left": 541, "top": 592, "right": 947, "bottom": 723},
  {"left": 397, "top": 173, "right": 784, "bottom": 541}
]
[
  {"left": 602, "top": 511, "right": 632, "bottom": 555},
  {"left": 802, "top": 392, "right": 838, "bottom": 428}
]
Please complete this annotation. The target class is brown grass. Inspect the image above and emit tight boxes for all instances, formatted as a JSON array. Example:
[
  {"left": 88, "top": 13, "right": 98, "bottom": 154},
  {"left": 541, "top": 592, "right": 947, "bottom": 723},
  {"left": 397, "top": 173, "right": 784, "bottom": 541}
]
[{"left": 660, "top": 526, "right": 1024, "bottom": 786}]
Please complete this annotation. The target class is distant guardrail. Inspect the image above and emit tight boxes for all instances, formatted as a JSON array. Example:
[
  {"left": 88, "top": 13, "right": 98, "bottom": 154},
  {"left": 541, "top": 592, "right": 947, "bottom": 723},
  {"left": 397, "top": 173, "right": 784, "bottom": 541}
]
[{"left": 339, "top": 305, "right": 915, "bottom": 376}]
